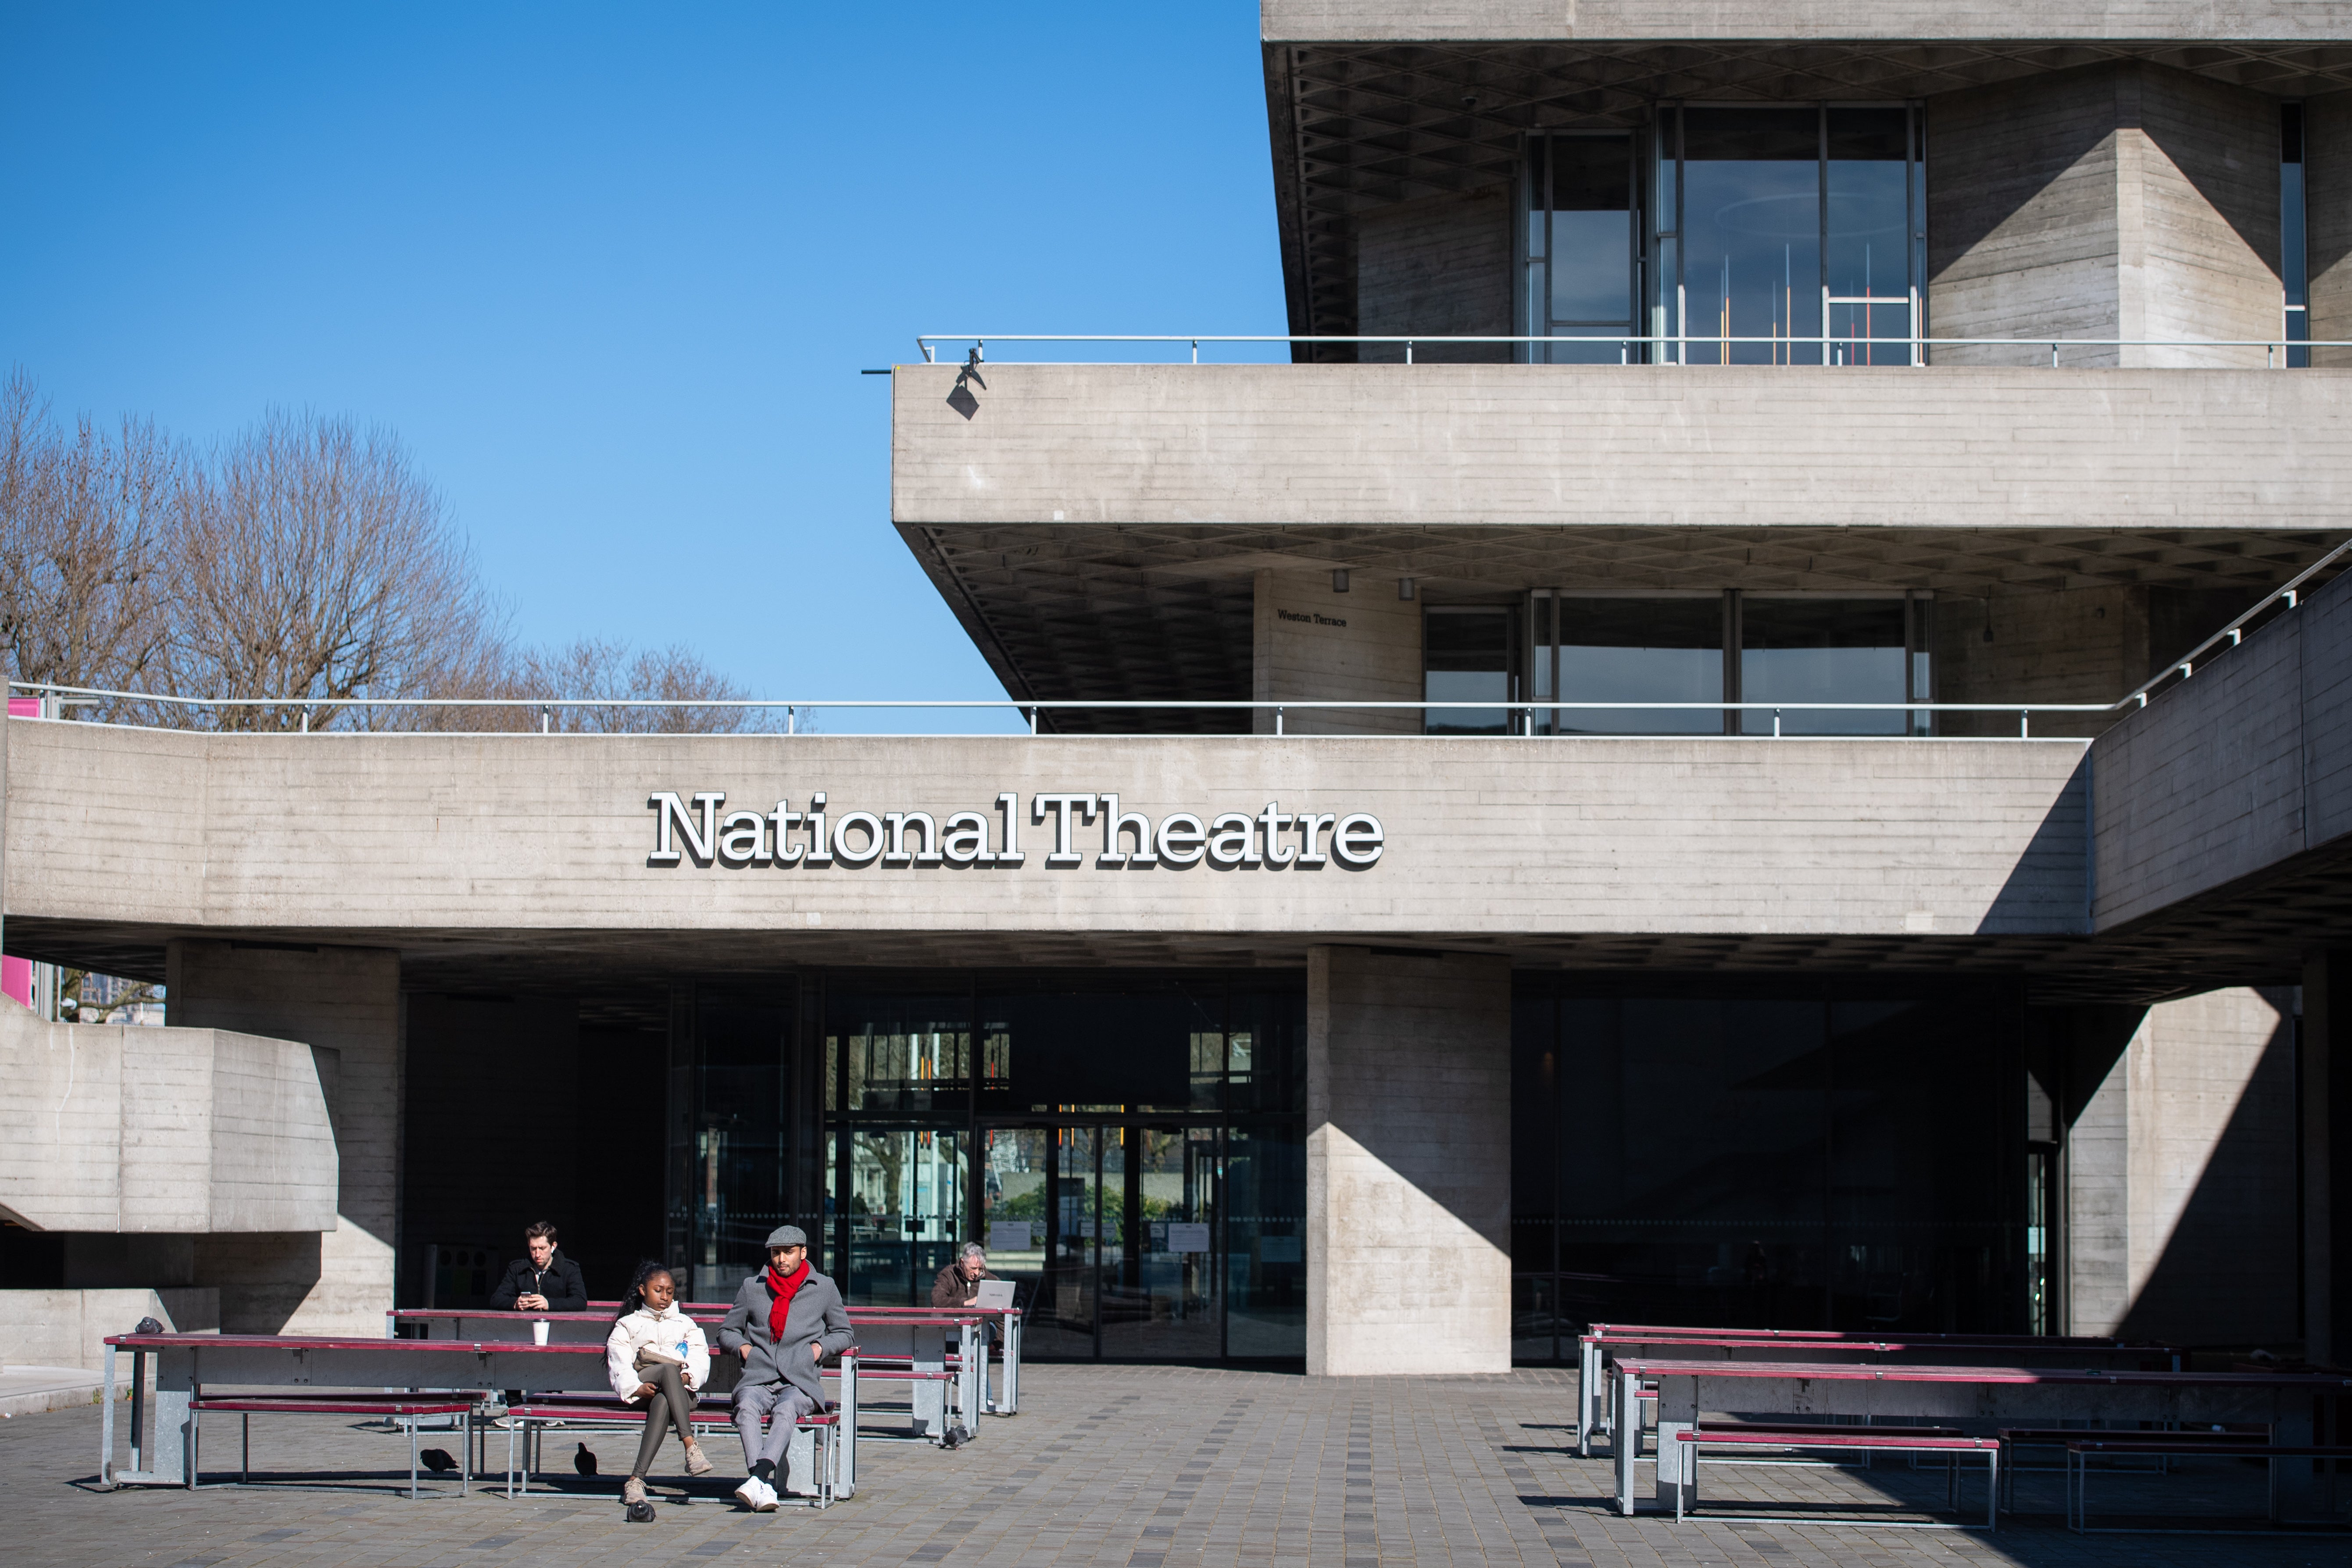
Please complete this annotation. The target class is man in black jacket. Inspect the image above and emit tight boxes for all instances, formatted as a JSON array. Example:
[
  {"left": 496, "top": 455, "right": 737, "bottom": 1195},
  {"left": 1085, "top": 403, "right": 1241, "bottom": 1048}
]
[{"left": 490, "top": 1222, "right": 586, "bottom": 1312}]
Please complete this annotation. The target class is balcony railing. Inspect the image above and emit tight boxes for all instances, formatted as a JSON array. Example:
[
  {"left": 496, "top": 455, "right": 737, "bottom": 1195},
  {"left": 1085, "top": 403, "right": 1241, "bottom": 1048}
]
[
  {"left": 14, "top": 540, "right": 2342, "bottom": 737},
  {"left": 911, "top": 334, "right": 2351, "bottom": 369}
]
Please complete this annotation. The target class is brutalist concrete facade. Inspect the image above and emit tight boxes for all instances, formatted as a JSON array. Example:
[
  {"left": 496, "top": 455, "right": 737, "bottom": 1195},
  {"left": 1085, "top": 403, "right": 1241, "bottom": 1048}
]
[{"left": 7, "top": 4, "right": 2352, "bottom": 1377}]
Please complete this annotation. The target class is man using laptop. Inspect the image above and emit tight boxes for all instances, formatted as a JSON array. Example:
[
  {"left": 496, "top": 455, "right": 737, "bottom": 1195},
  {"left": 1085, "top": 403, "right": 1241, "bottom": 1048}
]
[{"left": 930, "top": 1242, "right": 999, "bottom": 1308}]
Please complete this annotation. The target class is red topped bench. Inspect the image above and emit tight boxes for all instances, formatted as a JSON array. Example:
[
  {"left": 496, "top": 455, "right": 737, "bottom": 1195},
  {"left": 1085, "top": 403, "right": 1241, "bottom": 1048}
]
[
  {"left": 502, "top": 1395, "right": 841, "bottom": 1507},
  {"left": 189, "top": 1394, "right": 480, "bottom": 1498},
  {"left": 1672, "top": 1425, "right": 2001, "bottom": 1528}
]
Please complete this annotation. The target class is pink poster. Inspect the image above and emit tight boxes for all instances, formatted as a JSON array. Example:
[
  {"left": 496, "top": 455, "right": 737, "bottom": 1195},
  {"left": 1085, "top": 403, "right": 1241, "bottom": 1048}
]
[
  {"left": 7, "top": 697, "right": 38, "bottom": 719},
  {"left": 2, "top": 956, "right": 29, "bottom": 1009}
]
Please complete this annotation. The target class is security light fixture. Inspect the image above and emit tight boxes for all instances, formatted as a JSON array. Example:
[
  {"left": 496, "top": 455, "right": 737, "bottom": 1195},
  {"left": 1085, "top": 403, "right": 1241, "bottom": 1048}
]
[
  {"left": 1332, "top": 569, "right": 1350, "bottom": 593},
  {"left": 1398, "top": 577, "right": 1416, "bottom": 601}
]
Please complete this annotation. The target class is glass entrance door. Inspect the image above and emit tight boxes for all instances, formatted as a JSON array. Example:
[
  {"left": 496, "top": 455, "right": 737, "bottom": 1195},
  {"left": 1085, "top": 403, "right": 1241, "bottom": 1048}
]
[{"left": 981, "top": 1119, "right": 1221, "bottom": 1359}]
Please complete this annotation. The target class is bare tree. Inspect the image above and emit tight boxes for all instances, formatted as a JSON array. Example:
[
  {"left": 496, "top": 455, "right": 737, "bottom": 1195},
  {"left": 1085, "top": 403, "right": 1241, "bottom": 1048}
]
[
  {"left": 0, "top": 369, "right": 180, "bottom": 717},
  {"left": 166, "top": 410, "right": 509, "bottom": 731},
  {"left": 519, "top": 636, "right": 775, "bottom": 733}
]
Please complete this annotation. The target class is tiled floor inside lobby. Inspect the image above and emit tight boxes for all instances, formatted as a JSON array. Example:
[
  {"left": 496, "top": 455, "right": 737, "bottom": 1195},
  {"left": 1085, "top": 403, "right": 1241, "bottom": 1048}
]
[{"left": 14, "top": 1363, "right": 2352, "bottom": 1567}]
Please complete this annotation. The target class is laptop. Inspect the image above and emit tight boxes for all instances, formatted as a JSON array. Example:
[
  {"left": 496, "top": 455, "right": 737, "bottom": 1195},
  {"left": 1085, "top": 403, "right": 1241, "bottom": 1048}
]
[{"left": 973, "top": 1279, "right": 1016, "bottom": 1310}]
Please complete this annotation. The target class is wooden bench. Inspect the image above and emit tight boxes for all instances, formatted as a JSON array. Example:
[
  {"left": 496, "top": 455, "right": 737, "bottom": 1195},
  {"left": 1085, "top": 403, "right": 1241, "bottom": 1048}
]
[
  {"left": 189, "top": 1393, "right": 480, "bottom": 1498},
  {"left": 1671, "top": 1425, "right": 2002, "bottom": 1527},
  {"left": 502, "top": 1395, "right": 842, "bottom": 1508},
  {"left": 2065, "top": 1438, "right": 2352, "bottom": 1532}
]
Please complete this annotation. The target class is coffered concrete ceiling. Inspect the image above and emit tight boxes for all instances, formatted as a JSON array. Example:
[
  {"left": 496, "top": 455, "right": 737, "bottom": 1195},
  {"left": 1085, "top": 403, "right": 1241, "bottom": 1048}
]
[
  {"left": 1265, "top": 39, "right": 2352, "bottom": 342},
  {"left": 901, "top": 520, "right": 2342, "bottom": 723}
]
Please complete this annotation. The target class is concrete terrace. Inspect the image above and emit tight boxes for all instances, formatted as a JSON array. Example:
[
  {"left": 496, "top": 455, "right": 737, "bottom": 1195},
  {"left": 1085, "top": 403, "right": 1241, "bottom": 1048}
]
[{"left": 14, "top": 1363, "right": 2348, "bottom": 1567}]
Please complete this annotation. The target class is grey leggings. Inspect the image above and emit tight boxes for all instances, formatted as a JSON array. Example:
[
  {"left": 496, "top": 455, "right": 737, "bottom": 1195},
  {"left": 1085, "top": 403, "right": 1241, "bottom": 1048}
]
[{"left": 631, "top": 1361, "right": 699, "bottom": 1477}]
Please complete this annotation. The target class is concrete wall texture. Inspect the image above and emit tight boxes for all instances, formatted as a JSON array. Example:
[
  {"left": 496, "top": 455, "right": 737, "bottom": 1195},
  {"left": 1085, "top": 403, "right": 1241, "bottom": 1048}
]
[
  {"left": 3, "top": 720, "right": 2092, "bottom": 942},
  {"left": 1355, "top": 192, "right": 1512, "bottom": 364},
  {"left": 166, "top": 941, "right": 400, "bottom": 1336},
  {"left": 2066, "top": 986, "right": 2298, "bottom": 1342},
  {"left": 1252, "top": 568, "right": 1423, "bottom": 736},
  {"left": 0, "top": 1286, "right": 218, "bottom": 1379},
  {"left": 1307, "top": 945, "right": 1511, "bottom": 1375},
  {"left": 1261, "top": 2, "right": 2352, "bottom": 42},
  {"left": 1927, "top": 64, "right": 2283, "bottom": 368},
  {"left": 893, "top": 363, "right": 2352, "bottom": 532},
  {"left": 0, "top": 1007, "right": 336, "bottom": 1236},
  {"left": 2091, "top": 565, "right": 2352, "bottom": 929}
]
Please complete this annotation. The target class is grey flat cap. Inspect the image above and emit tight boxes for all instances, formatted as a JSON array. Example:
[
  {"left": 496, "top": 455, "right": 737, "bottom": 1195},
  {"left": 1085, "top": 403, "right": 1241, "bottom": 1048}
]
[{"left": 766, "top": 1225, "right": 808, "bottom": 1249}]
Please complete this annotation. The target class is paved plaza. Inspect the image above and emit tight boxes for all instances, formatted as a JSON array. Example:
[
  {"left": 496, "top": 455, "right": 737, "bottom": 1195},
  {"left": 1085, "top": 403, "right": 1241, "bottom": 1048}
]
[{"left": 12, "top": 1364, "right": 2352, "bottom": 1568}]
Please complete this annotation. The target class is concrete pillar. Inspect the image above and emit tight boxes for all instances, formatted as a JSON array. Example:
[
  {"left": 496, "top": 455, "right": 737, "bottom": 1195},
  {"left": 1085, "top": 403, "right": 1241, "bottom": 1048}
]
[
  {"left": 2066, "top": 987, "right": 2298, "bottom": 1344},
  {"left": 1928, "top": 62, "right": 2283, "bottom": 367},
  {"left": 1306, "top": 945, "right": 1510, "bottom": 1375},
  {"left": 1252, "top": 569, "right": 1423, "bottom": 737},
  {"left": 2306, "top": 92, "right": 2352, "bottom": 369},
  {"left": 167, "top": 939, "right": 401, "bottom": 1334},
  {"left": 2306, "top": 953, "right": 2352, "bottom": 1362}
]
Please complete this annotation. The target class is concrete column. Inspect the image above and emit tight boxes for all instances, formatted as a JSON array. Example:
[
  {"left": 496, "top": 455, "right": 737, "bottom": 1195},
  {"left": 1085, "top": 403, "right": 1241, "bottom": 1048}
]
[
  {"left": 2306, "top": 92, "right": 2352, "bottom": 370},
  {"left": 167, "top": 940, "right": 401, "bottom": 1334},
  {"left": 2306, "top": 953, "right": 2352, "bottom": 1362},
  {"left": 1251, "top": 568, "right": 1422, "bottom": 737},
  {"left": 1928, "top": 62, "right": 2283, "bottom": 366},
  {"left": 1306, "top": 945, "right": 1510, "bottom": 1375},
  {"left": 2066, "top": 987, "right": 2298, "bottom": 1344}
]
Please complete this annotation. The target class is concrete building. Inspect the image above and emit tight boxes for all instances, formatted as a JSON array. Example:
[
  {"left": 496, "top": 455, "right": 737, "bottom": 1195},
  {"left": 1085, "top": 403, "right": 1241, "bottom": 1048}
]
[{"left": 6, "top": 3, "right": 2352, "bottom": 1388}]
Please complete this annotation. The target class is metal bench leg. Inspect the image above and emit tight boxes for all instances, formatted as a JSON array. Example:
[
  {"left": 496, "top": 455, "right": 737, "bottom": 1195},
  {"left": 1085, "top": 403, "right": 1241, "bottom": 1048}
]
[
  {"left": 1987, "top": 1449, "right": 1998, "bottom": 1531},
  {"left": 241, "top": 1413, "right": 250, "bottom": 1485},
  {"left": 189, "top": 1405, "right": 200, "bottom": 1490},
  {"left": 407, "top": 1415, "right": 420, "bottom": 1500},
  {"left": 461, "top": 1410, "right": 471, "bottom": 1498}
]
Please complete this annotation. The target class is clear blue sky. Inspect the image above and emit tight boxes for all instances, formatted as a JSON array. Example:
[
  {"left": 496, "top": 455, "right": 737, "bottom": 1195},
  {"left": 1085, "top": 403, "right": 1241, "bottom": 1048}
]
[{"left": 0, "top": 4, "right": 1283, "bottom": 731}]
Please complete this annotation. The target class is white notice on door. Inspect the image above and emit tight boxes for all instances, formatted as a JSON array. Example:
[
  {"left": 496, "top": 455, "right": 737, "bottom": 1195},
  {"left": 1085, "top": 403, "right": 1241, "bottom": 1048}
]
[
  {"left": 1166, "top": 1222, "right": 1211, "bottom": 1254},
  {"left": 987, "top": 1221, "right": 1034, "bottom": 1252}
]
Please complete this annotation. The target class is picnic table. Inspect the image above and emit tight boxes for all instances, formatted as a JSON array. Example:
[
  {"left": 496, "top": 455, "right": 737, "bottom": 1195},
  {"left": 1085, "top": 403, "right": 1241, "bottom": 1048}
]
[
  {"left": 1576, "top": 1326, "right": 2180, "bottom": 1456},
  {"left": 98, "top": 1332, "right": 858, "bottom": 1500},
  {"left": 394, "top": 1302, "right": 1011, "bottom": 1441},
  {"left": 1610, "top": 1355, "right": 2352, "bottom": 1524}
]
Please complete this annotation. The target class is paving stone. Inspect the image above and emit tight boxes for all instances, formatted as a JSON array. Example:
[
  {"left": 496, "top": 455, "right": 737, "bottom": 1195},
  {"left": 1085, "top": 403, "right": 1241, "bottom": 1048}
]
[{"left": 9, "top": 1365, "right": 2350, "bottom": 1565}]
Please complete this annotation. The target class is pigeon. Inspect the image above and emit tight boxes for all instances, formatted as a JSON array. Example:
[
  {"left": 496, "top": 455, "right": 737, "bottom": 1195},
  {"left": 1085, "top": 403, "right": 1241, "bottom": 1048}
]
[
  {"left": 419, "top": 1448, "right": 457, "bottom": 1474},
  {"left": 574, "top": 1442, "right": 598, "bottom": 1476},
  {"left": 625, "top": 1500, "right": 658, "bottom": 1524}
]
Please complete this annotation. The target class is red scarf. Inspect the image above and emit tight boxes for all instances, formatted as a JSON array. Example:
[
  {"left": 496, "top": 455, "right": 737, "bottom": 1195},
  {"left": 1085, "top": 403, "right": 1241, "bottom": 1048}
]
[{"left": 765, "top": 1260, "right": 810, "bottom": 1342}]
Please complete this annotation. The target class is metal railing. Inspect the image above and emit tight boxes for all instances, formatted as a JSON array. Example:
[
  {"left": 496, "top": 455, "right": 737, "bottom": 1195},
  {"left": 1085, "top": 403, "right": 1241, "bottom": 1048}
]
[
  {"left": 12, "top": 540, "right": 2344, "bottom": 739},
  {"left": 914, "top": 334, "right": 2349, "bottom": 369}
]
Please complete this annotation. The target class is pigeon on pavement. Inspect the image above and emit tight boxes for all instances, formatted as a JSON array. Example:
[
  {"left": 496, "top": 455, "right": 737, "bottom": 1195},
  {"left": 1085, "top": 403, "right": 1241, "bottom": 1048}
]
[
  {"left": 420, "top": 1449, "right": 457, "bottom": 1473},
  {"left": 575, "top": 1442, "right": 599, "bottom": 1475}
]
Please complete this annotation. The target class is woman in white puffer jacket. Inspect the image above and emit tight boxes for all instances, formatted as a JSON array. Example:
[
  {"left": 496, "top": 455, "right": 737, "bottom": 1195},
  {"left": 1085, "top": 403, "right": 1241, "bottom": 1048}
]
[{"left": 604, "top": 1262, "right": 714, "bottom": 1505}]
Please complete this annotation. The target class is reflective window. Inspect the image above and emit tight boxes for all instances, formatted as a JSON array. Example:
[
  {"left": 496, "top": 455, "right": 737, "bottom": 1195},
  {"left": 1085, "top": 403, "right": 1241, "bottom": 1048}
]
[
  {"left": 1524, "top": 134, "right": 1637, "bottom": 363},
  {"left": 1652, "top": 104, "right": 1923, "bottom": 365},
  {"left": 1539, "top": 593, "right": 1725, "bottom": 734},
  {"left": 1424, "top": 607, "right": 1515, "bottom": 734},
  {"left": 1739, "top": 596, "right": 1908, "bottom": 735},
  {"left": 2285, "top": 104, "right": 2309, "bottom": 368},
  {"left": 1511, "top": 978, "right": 2025, "bottom": 1355}
]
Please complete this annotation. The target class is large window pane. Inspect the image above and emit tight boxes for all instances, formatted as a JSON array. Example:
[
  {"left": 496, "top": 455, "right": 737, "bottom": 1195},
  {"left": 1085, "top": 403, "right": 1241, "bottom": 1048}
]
[
  {"left": 1740, "top": 596, "right": 1907, "bottom": 735},
  {"left": 1549, "top": 596, "right": 1724, "bottom": 734},
  {"left": 1425, "top": 607, "right": 1513, "bottom": 734},
  {"left": 1826, "top": 107, "right": 1912, "bottom": 364},
  {"left": 1682, "top": 108, "right": 1820, "bottom": 365},
  {"left": 841, "top": 1127, "right": 966, "bottom": 1306},
  {"left": 1527, "top": 133, "right": 1636, "bottom": 363}
]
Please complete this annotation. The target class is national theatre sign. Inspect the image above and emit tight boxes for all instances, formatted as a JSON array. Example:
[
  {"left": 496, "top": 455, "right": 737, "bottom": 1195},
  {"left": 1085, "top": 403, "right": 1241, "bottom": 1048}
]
[{"left": 648, "top": 790, "right": 1385, "bottom": 869}]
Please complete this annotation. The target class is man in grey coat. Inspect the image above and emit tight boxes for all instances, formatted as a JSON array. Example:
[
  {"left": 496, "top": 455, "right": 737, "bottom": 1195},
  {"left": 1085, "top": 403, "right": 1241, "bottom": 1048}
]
[{"left": 718, "top": 1225, "right": 853, "bottom": 1511}]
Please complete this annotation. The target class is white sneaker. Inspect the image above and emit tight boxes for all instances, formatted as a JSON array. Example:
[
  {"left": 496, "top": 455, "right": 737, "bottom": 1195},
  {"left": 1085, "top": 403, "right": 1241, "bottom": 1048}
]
[
  {"left": 734, "top": 1477, "right": 767, "bottom": 1509},
  {"left": 753, "top": 1478, "right": 782, "bottom": 1512}
]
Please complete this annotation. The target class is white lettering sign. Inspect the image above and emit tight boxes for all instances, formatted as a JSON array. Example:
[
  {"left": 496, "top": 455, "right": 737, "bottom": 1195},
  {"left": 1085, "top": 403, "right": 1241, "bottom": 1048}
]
[{"left": 646, "top": 791, "right": 1383, "bottom": 870}]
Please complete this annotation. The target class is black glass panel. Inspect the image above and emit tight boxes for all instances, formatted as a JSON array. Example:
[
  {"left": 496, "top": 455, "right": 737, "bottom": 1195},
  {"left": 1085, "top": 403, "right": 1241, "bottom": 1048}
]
[
  {"left": 692, "top": 987, "right": 804, "bottom": 1294},
  {"left": 1549, "top": 597, "right": 1725, "bottom": 734},
  {"left": 1226, "top": 1118, "right": 1305, "bottom": 1357},
  {"left": 981, "top": 977, "right": 1221, "bottom": 1111},
  {"left": 1682, "top": 108, "right": 1819, "bottom": 365},
  {"left": 1425, "top": 607, "right": 1513, "bottom": 735},
  {"left": 1826, "top": 107, "right": 1911, "bottom": 363},
  {"left": 1740, "top": 597, "right": 1907, "bottom": 735}
]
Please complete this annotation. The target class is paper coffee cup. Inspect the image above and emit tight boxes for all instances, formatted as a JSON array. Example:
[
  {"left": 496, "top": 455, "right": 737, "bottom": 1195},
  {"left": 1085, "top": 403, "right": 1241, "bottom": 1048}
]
[{"left": 532, "top": 1319, "right": 550, "bottom": 1346}]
